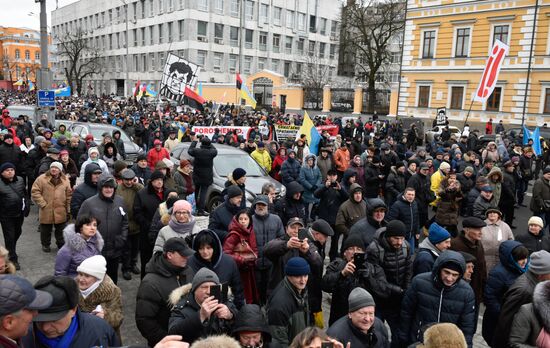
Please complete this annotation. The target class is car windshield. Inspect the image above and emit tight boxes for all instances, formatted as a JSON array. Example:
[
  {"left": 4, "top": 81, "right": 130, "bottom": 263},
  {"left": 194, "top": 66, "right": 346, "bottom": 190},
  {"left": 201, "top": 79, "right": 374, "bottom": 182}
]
[
  {"left": 214, "top": 155, "right": 265, "bottom": 177},
  {"left": 90, "top": 128, "right": 131, "bottom": 142}
]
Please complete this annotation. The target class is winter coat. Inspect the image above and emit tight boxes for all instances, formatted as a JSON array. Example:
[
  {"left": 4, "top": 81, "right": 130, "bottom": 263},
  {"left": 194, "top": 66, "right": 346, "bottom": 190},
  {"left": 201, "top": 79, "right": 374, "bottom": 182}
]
[
  {"left": 398, "top": 251, "right": 476, "bottom": 347},
  {"left": 79, "top": 158, "right": 110, "bottom": 182},
  {"left": 280, "top": 157, "right": 301, "bottom": 186},
  {"left": 78, "top": 275, "right": 123, "bottom": 332},
  {"left": 147, "top": 147, "right": 170, "bottom": 170},
  {"left": 267, "top": 277, "right": 310, "bottom": 348},
  {"left": 335, "top": 183, "right": 367, "bottom": 237},
  {"left": 348, "top": 198, "right": 387, "bottom": 248},
  {"left": 322, "top": 257, "right": 400, "bottom": 325},
  {"left": 520, "top": 154, "right": 534, "bottom": 181},
  {"left": 298, "top": 155, "right": 322, "bottom": 204},
  {"left": 274, "top": 181, "right": 307, "bottom": 226},
  {"left": 188, "top": 140, "right": 217, "bottom": 186},
  {"left": 450, "top": 232, "right": 487, "bottom": 305},
  {"left": 136, "top": 251, "right": 195, "bottom": 347},
  {"left": 493, "top": 270, "right": 541, "bottom": 348},
  {"left": 271, "top": 148, "right": 287, "bottom": 182},
  {"left": 224, "top": 217, "right": 259, "bottom": 304},
  {"left": 481, "top": 219, "right": 514, "bottom": 271},
  {"left": 363, "top": 163, "right": 382, "bottom": 198},
  {"left": 77, "top": 176, "right": 128, "bottom": 260},
  {"left": 0, "top": 175, "right": 26, "bottom": 218},
  {"left": 316, "top": 155, "right": 333, "bottom": 182},
  {"left": 509, "top": 281, "right": 550, "bottom": 348},
  {"left": 501, "top": 169, "right": 517, "bottom": 207},
  {"left": 251, "top": 149, "right": 272, "bottom": 172},
  {"left": 482, "top": 240, "right": 527, "bottom": 346},
  {"left": 387, "top": 195, "right": 419, "bottom": 240},
  {"left": 134, "top": 184, "right": 170, "bottom": 240},
  {"left": 168, "top": 283, "right": 237, "bottom": 344},
  {"left": 231, "top": 304, "right": 279, "bottom": 348},
  {"left": 116, "top": 181, "right": 144, "bottom": 236},
  {"left": 31, "top": 172, "right": 72, "bottom": 224},
  {"left": 252, "top": 207, "right": 285, "bottom": 271},
  {"left": 54, "top": 224, "right": 104, "bottom": 277},
  {"left": 21, "top": 310, "right": 120, "bottom": 348},
  {"left": 187, "top": 229, "right": 245, "bottom": 308},
  {"left": 208, "top": 197, "right": 242, "bottom": 241},
  {"left": 430, "top": 169, "right": 446, "bottom": 206},
  {"left": 334, "top": 148, "right": 350, "bottom": 172},
  {"left": 466, "top": 187, "right": 481, "bottom": 216},
  {"left": 531, "top": 177, "right": 550, "bottom": 214},
  {"left": 434, "top": 185, "right": 463, "bottom": 227},
  {"left": 327, "top": 316, "right": 390, "bottom": 348},
  {"left": 154, "top": 217, "right": 200, "bottom": 253},
  {"left": 516, "top": 230, "right": 550, "bottom": 255},
  {"left": 263, "top": 233, "right": 323, "bottom": 294},
  {"left": 222, "top": 174, "right": 247, "bottom": 210},
  {"left": 0, "top": 142, "right": 24, "bottom": 175},
  {"left": 313, "top": 184, "right": 348, "bottom": 225},
  {"left": 130, "top": 163, "right": 152, "bottom": 186},
  {"left": 173, "top": 168, "right": 194, "bottom": 200},
  {"left": 407, "top": 172, "right": 434, "bottom": 214},
  {"left": 412, "top": 238, "right": 442, "bottom": 277},
  {"left": 385, "top": 167, "right": 406, "bottom": 205},
  {"left": 71, "top": 162, "right": 101, "bottom": 218}
]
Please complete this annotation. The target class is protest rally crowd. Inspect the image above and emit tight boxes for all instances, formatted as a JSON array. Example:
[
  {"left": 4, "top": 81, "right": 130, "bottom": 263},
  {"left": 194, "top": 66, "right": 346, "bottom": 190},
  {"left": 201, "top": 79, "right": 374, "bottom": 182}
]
[{"left": 2, "top": 89, "right": 550, "bottom": 348}]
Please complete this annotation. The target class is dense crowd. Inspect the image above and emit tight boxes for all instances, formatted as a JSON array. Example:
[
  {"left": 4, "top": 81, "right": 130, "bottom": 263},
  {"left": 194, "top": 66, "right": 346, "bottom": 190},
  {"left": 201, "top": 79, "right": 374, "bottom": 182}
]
[{"left": 1, "top": 90, "right": 550, "bottom": 348}]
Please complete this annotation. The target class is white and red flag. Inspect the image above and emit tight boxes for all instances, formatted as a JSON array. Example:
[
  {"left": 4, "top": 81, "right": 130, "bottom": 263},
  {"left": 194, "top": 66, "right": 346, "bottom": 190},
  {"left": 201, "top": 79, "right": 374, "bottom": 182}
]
[{"left": 473, "top": 40, "right": 509, "bottom": 102}]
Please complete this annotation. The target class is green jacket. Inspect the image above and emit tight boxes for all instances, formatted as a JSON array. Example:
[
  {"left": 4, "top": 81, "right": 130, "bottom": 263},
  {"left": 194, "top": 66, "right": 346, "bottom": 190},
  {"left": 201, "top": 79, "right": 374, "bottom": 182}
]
[{"left": 116, "top": 182, "right": 144, "bottom": 235}]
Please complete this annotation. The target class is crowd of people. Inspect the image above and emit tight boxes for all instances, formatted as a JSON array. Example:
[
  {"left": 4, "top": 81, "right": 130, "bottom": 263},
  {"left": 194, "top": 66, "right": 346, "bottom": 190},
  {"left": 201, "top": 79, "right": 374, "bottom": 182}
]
[{"left": 1, "top": 90, "right": 550, "bottom": 348}]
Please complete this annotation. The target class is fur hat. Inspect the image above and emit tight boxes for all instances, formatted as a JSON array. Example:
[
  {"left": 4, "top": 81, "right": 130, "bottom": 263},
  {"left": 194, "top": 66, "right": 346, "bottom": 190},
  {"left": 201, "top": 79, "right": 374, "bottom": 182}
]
[
  {"left": 419, "top": 323, "right": 467, "bottom": 348},
  {"left": 190, "top": 335, "right": 241, "bottom": 348}
]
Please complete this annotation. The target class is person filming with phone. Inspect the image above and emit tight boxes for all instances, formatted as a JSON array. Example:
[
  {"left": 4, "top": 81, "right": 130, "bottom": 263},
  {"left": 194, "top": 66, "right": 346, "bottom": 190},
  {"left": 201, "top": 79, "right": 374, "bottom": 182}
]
[{"left": 168, "top": 268, "right": 237, "bottom": 345}]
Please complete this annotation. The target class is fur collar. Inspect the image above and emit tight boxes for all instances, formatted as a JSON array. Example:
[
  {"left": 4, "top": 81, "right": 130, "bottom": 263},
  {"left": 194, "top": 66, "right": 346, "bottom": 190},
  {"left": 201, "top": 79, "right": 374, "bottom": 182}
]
[
  {"left": 533, "top": 281, "right": 550, "bottom": 330},
  {"left": 63, "top": 224, "right": 104, "bottom": 252},
  {"left": 169, "top": 283, "right": 192, "bottom": 307}
]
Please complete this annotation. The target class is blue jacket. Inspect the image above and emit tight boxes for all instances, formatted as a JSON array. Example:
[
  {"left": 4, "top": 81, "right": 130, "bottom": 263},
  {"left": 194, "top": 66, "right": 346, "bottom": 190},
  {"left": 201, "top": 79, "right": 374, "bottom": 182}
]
[
  {"left": 298, "top": 155, "right": 322, "bottom": 204},
  {"left": 398, "top": 250, "right": 476, "bottom": 347},
  {"left": 412, "top": 238, "right": 440, "bottom": 277}
]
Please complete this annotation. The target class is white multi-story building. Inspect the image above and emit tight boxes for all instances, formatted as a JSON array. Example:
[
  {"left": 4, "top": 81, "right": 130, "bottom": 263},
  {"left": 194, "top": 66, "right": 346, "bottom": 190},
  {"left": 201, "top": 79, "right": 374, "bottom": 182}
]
[{"left": 51, "top": 0, "right": 342, "bottom": 97}]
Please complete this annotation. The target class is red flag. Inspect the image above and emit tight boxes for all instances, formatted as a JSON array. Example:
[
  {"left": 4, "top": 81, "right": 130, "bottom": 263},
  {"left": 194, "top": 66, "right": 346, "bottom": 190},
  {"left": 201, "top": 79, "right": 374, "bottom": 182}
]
[
  {"left": 236, "top": 73, "right": 243, "bottom": 90},
  {"left": 474, "top": 40, "right": 509, "bottom": 102},
  {"left": 184, "top": 86, "right": 206, "bottom": 111}
]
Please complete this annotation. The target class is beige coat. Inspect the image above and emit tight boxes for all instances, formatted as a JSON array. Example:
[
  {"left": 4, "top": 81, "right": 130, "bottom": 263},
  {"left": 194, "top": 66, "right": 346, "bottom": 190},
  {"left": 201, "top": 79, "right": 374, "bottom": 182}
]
[
  {"left": 481, "top": 219, "right": 514, "bottom": 271},
  {"left": 31, "top": 171, "right": 72, "bottom": 224}
]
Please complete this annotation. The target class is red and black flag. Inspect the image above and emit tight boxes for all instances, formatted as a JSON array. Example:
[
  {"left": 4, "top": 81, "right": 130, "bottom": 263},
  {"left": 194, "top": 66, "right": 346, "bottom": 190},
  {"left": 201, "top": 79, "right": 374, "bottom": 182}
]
[{"left": 236, "top": 73, "right": 243, "bottom": 90}]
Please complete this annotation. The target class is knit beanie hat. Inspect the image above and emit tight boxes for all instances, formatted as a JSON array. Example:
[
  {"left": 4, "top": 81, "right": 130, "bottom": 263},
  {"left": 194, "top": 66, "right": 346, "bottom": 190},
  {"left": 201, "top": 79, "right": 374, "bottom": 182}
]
[
  {"left": 150, "top": 170, "right": 165, "bottom": 182},
  {"left": 385, "top": 220, "right": 407, "bottom": 238},
  {"left": 348, "top": 287, "right": 375, "bottom": 312},
  {"left": 529, "top": 250, "right": 550, "bottom": 275},
  {"left": 76, "top": 255, "right": 107, "bottom": 281},
  {"left": 0, "top": 162, "right": 15, "bottom": 173},
  {"left": 284, "top": 257, "right": 310, "bottom": 276},
  {"left": 342, "top": 235, "right": 365, "bottom": 252},
  {"left": 172, "top": 200, "right": 192, "bottom": 214},
  {"left": 50, "top": 161, "right": 63, "bottom": 171},
  {"left": 439, "top": 162, "right": 451, "bottom": 171},
  {"left": 428, "top": 222, "right": 451, "bottom": 245},
  {"left": 232, "top": 168, "right": 247, "bottom": 181},
  {"left": 88, "top": 147, "right": 99, "bottom": 156},
  {"left": 191, "top": 268, "right": 220, "bottom": 293},
  {"left": 227, "top": 185, "right": 243, "bottom": 199},
  {"left": 528, "top": 216, "right": 544, "bottom": 228}
]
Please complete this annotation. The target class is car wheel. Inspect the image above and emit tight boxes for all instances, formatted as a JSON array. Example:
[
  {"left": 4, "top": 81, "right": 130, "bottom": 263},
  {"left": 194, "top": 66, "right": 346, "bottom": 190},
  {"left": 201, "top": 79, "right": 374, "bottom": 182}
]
[{"left": 207, "top": 195, "right": 223, "bottom": 213}]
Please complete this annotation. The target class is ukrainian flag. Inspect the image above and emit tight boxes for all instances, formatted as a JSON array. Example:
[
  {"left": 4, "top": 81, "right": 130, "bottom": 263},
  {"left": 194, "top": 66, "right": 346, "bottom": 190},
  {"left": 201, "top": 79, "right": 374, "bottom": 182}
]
[
  {"left": 145, "top": 84, "right": 157, "bottom": 97},
  {"left": 54, "top": 86, "right": 71, "bottom": 97},
  {"left": 523, "top": 126, "right": 542, "bottom": 156},
  {"left": 13, "top": 79, "right": 24, "bottom": 86},
  {"left": 296, "top": 111, "right": 321, "bottom": 155},
  {"left": 236, "top": 73, "right": 257, "bottom": 109},
  {"left": 28, "top": 80, "right": 35, "bottom": 91}
]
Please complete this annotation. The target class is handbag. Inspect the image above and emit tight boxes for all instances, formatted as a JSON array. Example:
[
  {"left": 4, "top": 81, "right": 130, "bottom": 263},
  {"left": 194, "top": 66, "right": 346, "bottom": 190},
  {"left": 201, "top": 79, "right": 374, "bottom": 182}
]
[{"left": 7, "top": 183, "right": 30, "bottom": 217}]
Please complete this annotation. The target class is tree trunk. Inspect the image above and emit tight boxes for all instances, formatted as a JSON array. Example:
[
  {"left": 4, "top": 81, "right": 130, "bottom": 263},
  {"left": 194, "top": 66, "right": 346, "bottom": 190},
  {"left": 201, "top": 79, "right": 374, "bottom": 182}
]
[{"left": 368, "top": 78, "right": 377, "bottom": 114}]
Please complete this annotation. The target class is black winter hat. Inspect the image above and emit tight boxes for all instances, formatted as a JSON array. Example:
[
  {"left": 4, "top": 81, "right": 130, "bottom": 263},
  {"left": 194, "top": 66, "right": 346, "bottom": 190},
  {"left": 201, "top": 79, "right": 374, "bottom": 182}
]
[
  {"left": 311, "top": 219, "right": 334, "bottom": 236},
  {"left": 150, "top": 170, "right": 165, "bottom": 182},
  {"left": 385, "top": 220, "right": 407, "bottom": 238},
  {"left": 227, "top": 185, "right": 243, "bottom": 199},
  {"left": 342, "top": 235, "right": 365, "bottom": 251},
  {"left": 33, "top": 276, "right": 79, "bottom": 322}
]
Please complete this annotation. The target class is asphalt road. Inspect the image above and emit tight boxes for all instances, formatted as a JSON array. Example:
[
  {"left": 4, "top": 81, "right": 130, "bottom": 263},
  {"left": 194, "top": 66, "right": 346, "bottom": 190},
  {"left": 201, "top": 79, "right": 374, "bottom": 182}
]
[{"left": 3, "top": 189, "right": 535, "bottom": 347}]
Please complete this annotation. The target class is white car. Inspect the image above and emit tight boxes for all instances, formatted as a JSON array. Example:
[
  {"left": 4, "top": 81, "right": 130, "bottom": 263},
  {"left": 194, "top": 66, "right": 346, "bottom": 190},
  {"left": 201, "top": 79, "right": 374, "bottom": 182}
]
[{"left": 425, "top": 125, "right": 462, "bottom": 142}]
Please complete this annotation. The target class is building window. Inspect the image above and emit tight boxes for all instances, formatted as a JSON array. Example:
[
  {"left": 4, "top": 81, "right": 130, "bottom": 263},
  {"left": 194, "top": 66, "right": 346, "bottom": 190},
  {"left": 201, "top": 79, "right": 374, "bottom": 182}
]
[
  {"left": 142, "top": 54, "right": 148, "bottom": 71},
  {"left": 285, "top": 36, "right": 293, "bottom": 54},
  {"left": 455, "top": 28, "right": 470, "bottom": 58},
  {"left": 273, "top": 7, "right": 282, "bottom": 25},
  {"left": 297, "top": 38, "right": 305, "bottom": 54},
  {"left": 245, "top": 0, "right": 254, "bottom": 20},
  {"left": 298, "top": 13, "right": 306, "bottom": 31},
  {"left": 198, "top": 0, "right": 207, "bottom": 11},
  {"left": 158, "top": 52, "right": 165, "bottom": 70},
  {"left": 493, "top": 25, "right": 509, "bottom": 45},
  {"left": 309, "top": 15, "right": 317, "bottom": 33},
  {"left": 418, "top": 86, "right": 430, "bottom": 107},
  {"left": 149, "top": 25, "right": 154, "bottom": 45},
  {"left": 141, "top": 27, "right": 145, "bottom": 46},
  {"left": 319, "top": 42, "right": 326, "bottom": 58},
  {"left": 158, "top": 0, "right": 163, "bottom": 14},
  {"left": 259, "top": 32, "right": 267, "bottom": 51},
  {"left": 25, "top": 50, "right": 30, "bottom": 60},
  {"left": 284, "top": 61, "right": 291, "bottom": 77},
  {"left": 258, "top": 57, "right": 266, "bottom": 70},
  {"left": 286, "top": 10, "right": 294, "bottom": 28},
  {"left": 15, "top": 49, "right": 20, "bottom": 59},
  {"left": 422, "top": 31, "right": 436, "bottom": 58},
  {"left": 309, "top": 41, "right": 316, "bottom": 55},
  {"left": 486, "top": 87, "right": 502, "bottom": 111},
  {"left": 230, "top": 26, "right": 239, "bottom": 47},
  {"left": 213, "top": 52, "right": 223, "bottom": 72},
  {"left": 260, "top": 4, "right": 269, "bottom": 22},
  {"left": 272, "top": 59, "right": 280, "bottom": 72},
  {"left": 178, "top": 20, "right": 185, "bottom": 41},
  {"left": 229, "top": 54, "right": 237, "bottom": 72},
  {"left": 320, "top": 18, "right": 327, "bottom": 35},
  {"left": 273, "top": 34, "right": 280, "bottom": 53},
  {"left": 230, "top": 0, "right": 239, "bottom": 17},
  {"left": 450, "top": 86, "right": 464, "bottom": 109},
  {"left": 544, "top": 88, "right": 550, "bottom": 114},
  {"left": 244, "top": 56, "right": 252, "bottom": 74},
  {"left": 330, "top": 21, "right": 338, "bottom": 38},
  {"left": 214, "top": 23, "right": 224, "bottom": 44},
  {"left": 245, "top": 29, "right": 253, "bottom": 49},
  {"left": 149, "top": 53, "right": 156, "bottom": 71},
  {"left": 35, "top": 52, "right": 40, "bottom": 60},
  {"left": 159, "top": 23, "right": 164, "bottom": 43},
  {"left": 197, "top": 21, "right": 208, "bottom": 40},
  {"left": 167, "top": 22, "right": 173, "bottom": 42},
  {"left": 214, "top": 0, "right": 223, "bottom": 14},
  {"left": 197, "top": 50, "right": 206, "bottom": 65},
  {"left": 329, "top": 44, "right": 335, "bottom": 59}
]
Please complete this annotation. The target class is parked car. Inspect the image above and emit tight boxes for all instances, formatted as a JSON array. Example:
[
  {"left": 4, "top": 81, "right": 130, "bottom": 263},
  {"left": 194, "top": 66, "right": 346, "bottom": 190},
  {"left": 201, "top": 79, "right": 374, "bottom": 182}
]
[
  {"left": 425, "top": 125, "right": 462, "bottom": 142},
  {"left": 170, "top": 143, "right": 286, "bottom": 212},
  {"left": 68, "top": 122, "right": 143, "bottom": 164}
]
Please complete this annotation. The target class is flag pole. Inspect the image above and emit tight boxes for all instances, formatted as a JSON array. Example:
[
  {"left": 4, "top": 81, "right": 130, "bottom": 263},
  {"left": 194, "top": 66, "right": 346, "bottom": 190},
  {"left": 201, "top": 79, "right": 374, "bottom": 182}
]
[{"left": 463, "top": 97, "right": 475, "bottom": 129}]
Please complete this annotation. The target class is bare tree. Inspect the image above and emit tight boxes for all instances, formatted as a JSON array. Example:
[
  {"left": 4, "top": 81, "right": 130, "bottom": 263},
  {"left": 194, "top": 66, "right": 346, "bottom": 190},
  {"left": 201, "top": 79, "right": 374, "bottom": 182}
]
[
  {"left": 2, "top": 56, "right": 18, "bottom": 81},
  {"left": 55, "top": 28, "right": 102, "bottom": 95},
  {"left": 296, "top": 53, "right": 333, "bottom": 110},
  {"left": 341, "top": 0, "right": 405, "bottom": 113}
]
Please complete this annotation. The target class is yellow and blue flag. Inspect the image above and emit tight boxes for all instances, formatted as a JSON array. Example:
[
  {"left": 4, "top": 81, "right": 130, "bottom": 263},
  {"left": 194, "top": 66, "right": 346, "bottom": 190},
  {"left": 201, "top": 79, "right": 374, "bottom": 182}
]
[
  {"left": 296, "top": 111, "right": 321, "bottom": 155},
  {"left": 54, "top": 86, "right": 71, "bottom": 97},
  {"left": 236, "top": 73, "right": 257, "bottom": 109},
  {"left": 28, "top": 80, "right": 35, "bottom": 91},
  {"left": 13, "top": 79, "right": 24, "bottom": 86}
]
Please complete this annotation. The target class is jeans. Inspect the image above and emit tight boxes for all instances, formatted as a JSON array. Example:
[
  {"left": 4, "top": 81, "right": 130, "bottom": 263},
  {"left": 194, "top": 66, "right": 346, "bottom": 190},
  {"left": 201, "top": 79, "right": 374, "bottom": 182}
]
[
  {"left": 0, "top": 217, "right": 24, "bottom": 261},
  {"left": 40, "top": 223, "right": 66, "bottom": 248}
]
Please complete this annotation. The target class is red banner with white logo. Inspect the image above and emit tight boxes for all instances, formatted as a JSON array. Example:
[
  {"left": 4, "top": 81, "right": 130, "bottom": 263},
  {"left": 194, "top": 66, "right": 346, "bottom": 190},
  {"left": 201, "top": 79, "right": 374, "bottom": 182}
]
[{"left": 474, "top": 40, "right": 509, "bottom": 102}]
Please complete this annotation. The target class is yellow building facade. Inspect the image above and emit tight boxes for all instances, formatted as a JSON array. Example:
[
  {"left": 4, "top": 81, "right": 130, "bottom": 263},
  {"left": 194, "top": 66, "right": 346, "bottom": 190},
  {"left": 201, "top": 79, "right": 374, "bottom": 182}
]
[{"left": 397, "top": 0, "right": 550, "bottom": 126}]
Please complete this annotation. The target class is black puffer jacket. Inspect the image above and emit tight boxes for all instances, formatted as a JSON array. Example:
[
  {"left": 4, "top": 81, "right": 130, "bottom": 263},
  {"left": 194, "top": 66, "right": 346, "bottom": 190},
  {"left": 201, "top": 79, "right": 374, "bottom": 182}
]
[
  {"left": 348, "top": 198, "right": 387, "bottom": 248},
  {"left": 406, "top": 172, "right": 434, "bottom": 213},
  {"left": 363, "top": 162, "right": 382, "bottom": 198},
  {"left": 398, "top": 251, "right": 476, "bottom": 347},
  {"left": 322, "top": 257, "right": 401, "bottom": 325},
  {"left": 314, "top": 183, "right": 348, "bottom": 225},
  {"left": 136, "top": 252, "right": 195, "bottom": 347},
  {"left": 515, "top": 229, "right": 550, "bottom": 255},
  {"left": 208, "top": 197, "right": 242, "bottom": 241},
  {"left": 77, "top": 174, "right": 128, "bottom": 259},
  {"left": 0, "top": 142, "right": 24, "bottom": 175},
  {"left": 327, "top": 316, "right": 389, "bottom": 348},
  {"left": 70, "top": 162, "right": 100, "bottom": 218},
  {"left": 187, "top": 229, "right": 245, "bottom": 308},
  {"left": 0, "top": 175, "right": 25, "bottom": 218},
  {"left": 384, "top": 167, "right": 406, "bottom": 205},
  {"left": 367, "top": 228, "right": 412, "bottom": 299},
  {"left": 252, "top": 199, "right": 285, "bottom": 271},
  {"left": 188, "top": 139, "right": 217, "bottom": 186},
  {"left": 386, "top": 194, "right": 419, "bottom": 240},
  {"left": 274, "top": 181, "right": 306, "bottom": 226},
  {"left": 134, "top": 183, "right": 171, "bottom": 240}
]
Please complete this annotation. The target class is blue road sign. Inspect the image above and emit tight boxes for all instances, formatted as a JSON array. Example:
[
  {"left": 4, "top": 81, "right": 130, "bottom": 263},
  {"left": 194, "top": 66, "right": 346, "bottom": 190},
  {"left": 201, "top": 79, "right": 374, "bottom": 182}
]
[{"left": 38, "top": 90, "right": 55, "bottom": 107}]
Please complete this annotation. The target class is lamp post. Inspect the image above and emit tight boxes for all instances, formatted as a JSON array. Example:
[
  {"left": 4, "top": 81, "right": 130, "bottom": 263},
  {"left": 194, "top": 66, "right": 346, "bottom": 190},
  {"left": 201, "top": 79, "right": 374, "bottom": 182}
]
[{"left": 120, "top": 0, "right": 130, "bottom": 97}]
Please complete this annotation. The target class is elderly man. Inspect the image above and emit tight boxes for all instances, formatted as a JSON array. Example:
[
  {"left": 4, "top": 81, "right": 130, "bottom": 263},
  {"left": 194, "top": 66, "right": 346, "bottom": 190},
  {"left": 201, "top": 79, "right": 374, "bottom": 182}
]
[
  {"left": 326, "top": 288, "right": 389, "bottom": 347},
  {"left": 21, "top": 275, "right": 120, "bottom": 347},
  {"left": 31, "top": 161, "right": 72, "bottom": 253},
  {"left": 0, "top": 275, "right": 53, "bottom": 347}
]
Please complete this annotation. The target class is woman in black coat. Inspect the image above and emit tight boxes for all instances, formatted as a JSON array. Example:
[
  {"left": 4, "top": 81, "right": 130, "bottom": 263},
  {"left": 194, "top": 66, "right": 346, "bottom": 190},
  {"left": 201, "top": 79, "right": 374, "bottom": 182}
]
[{"left": 188, "top": 137, "right": 217, "bottom": 216}]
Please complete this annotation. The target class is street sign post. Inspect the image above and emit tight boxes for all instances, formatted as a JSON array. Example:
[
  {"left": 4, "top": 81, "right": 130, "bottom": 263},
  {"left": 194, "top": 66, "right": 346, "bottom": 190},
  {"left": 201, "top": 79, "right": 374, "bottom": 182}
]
[{"left": 38, "top": 90, "right": 55, "bottom": 107}]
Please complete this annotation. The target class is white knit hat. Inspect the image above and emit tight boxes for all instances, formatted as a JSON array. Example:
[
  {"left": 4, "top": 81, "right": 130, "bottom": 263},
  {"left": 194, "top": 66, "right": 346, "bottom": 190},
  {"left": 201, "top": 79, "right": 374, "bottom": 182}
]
[
  {"left": 77, "top": 255, "right": 107, "bottom": 280},
  {"left": 528, "top": 216, "right": 544, "bottom": 228},
  {"left": 50, "top": 161, "right": 63, "bottom": 171}
]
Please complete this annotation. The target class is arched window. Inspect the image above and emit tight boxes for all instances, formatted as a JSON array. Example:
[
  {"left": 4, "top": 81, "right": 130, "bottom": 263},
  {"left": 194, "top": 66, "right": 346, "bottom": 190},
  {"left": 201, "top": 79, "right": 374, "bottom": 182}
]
[{"left": 15, "top": 49, "right": 20, "bottom": 59}]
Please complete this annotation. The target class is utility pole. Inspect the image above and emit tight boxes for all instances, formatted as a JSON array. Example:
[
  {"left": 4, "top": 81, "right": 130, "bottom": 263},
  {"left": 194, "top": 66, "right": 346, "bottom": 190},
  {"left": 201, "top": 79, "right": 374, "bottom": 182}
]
[{"left": 36, "top": 0, "right": 55, "bottom": 126}]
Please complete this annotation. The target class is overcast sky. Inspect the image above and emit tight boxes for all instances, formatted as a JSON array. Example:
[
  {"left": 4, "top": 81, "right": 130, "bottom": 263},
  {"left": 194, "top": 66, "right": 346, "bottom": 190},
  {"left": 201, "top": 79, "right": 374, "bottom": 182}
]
[{"left": 1, "top": 0, "right": 78, "bottom": 31}]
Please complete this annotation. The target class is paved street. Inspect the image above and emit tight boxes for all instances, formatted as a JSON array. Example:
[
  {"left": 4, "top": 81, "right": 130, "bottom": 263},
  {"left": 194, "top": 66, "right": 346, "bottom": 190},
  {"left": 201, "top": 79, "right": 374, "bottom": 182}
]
[{"left": 2, "top": 190, "right": 534, "bottom": 347}]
